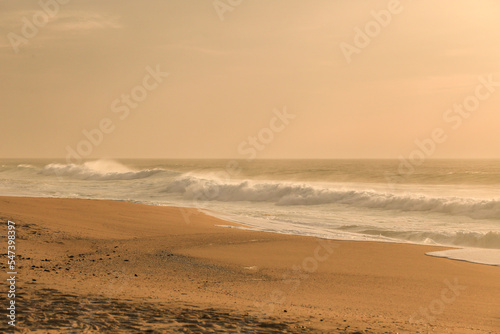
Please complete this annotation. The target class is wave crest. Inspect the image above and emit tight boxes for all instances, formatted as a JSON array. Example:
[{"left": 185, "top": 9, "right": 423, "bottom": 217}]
[
  {"left": 41, "top": 160, "right": 162, "bottom": 180},
  {"left": 164, "top": 176, "right": 500, "bottom": 220},
  {"left": 17, "top": 164, "right": 36, "bottom": 169}
]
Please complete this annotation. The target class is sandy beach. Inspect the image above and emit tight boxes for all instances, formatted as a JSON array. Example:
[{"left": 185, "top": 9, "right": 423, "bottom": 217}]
[
  {"left": 1, "top": 196, "right": 498, "bottom": 333},
  {"left": 3, "top": 0, "right": 500, "bottom": 332}
]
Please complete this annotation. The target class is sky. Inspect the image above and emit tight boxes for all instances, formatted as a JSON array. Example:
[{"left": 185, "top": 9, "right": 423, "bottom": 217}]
[{"left": 1, "top": 0, "right": 500, "bottom": 159}]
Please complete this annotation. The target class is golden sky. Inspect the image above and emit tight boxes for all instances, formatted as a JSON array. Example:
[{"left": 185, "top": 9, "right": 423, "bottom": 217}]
[{"left": 1, "top": 0, "right": 499, "bottom": 159}]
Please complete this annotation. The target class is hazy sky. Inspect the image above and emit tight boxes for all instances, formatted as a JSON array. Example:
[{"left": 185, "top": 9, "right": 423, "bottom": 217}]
[{"left": 1, "top": 0, "right": 499, "bottom": 159}]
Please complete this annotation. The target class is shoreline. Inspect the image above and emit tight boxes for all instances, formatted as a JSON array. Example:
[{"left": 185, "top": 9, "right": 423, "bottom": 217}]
[
  {"left": 0, "top": 193, "right": 481, "bottom": 254},
  {"left": 1, "top": 196, "right": 499, "bottom": 333}
]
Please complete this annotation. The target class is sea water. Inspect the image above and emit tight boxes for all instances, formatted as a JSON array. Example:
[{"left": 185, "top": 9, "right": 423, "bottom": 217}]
[{"left": 1, "top": 159, "right": 499, "bottom": 266}]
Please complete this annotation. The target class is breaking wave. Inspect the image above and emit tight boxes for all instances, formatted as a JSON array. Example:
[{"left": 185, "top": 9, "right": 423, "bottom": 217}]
[
  {"left": 17, "top": 164, "right": 37, "bottom": 169},
  {"left": 41, "top": 160, "right": 163, "bottom": 180},
  {"left": 164, "top": 176, "right": 500, "bottom": 220}
]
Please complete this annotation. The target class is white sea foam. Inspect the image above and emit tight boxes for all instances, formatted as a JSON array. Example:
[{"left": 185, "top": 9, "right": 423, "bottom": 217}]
[
  {"left": 356, "top": 229, "right": 500, "bottom": 249},
  {"left": 2, "top": 159, "right": 499, "bottom": 266},
  {"left": 17, "top": 164, "right": 36, "bottom": 168},
  {"left": 164, "top": 175, "right": 500, "bottom": 220},
  {"left": 205, "top": 208, "right": 500, "bottom": 249},
  {"left": 427, "top": 249, "right": 500, "bottom": 266},
  {"left": 41, "top": 160, "right": 163, "bottom": 180}
]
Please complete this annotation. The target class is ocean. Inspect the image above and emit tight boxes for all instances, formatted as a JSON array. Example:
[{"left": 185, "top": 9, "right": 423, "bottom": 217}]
[{"left": 1, "top": 158, "right": 499, "bottom": 265}]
